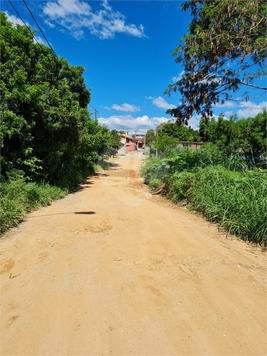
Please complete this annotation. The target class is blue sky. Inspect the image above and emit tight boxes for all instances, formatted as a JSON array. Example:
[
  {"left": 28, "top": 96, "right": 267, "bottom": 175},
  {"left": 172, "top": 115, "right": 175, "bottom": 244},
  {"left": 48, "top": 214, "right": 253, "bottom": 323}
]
[{"left": 2, "top": 0, "right": 267, "bottom": 134}]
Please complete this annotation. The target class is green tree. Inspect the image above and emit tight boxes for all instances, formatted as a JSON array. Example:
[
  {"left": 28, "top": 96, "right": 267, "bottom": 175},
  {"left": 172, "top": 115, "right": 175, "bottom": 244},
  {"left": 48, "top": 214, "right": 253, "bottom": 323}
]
[
  {"left": 165, "top": 0, "right": 267, "bottom": 124},
  {"left": 239, "top": 109, "right": 267, "bottom": 162},
  {"left": 157, "top": 122, "right": 200, "bottom": 142},
  {"left": 0, "top": 12, "right": 109, "bottom": 187},
  {"left": 145, "top": 129, "right": 155, "bottom": 147},
  {"left": 199, "top": 110, "right": 267, "bottom": 166},
  {"left": 105, "top": 130, "right": 123, "bottom": 157}
]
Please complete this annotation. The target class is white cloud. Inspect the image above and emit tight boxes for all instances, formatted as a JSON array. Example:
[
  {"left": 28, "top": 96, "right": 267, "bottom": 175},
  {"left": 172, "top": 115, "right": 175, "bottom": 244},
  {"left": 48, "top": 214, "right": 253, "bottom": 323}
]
[
  {"left": 172, "top": 72, "right": 221, "bottom": 85},
  {"left": 259, "top": 101, "right": 267, "bottom": 109},
  {"left": 98, "top": 114, "right": 169, "bottom": 133},
  {"left": 44, "top": 19, "right": 56, "bottom": 28},
  {"left": 199, "top": 75, "right": 221, "bottom": 85},
  {"left": 42, "top": 0, "right": 146, "bottom": 40},
  {"left": 43, "top": 0, "right": 91, "bottom": 18},
  {"left": 236, "top": 100, "right": 266, "bottom": 118},
  {"left": 172, "top": 71, "right": 184, "bottom": 82},
  {"left": 104, "top": 103, "right": 140, "bottom": 112},
  {"left": 34, "top": 36, "right": 47, "bottom": 46},
  {"left": 212, "top": 100, "right": 266, "bottom": 119},
  {"left": 147, "top": 96, "right": 175, "bottom": 110},
  {"left": 237, "top": 108, "right": 264, "bottom": 118},
  {"left": 224, "top": 111, "right": 234, "bottom": 117},
  {"left": 239, "top": 100, "right": 267, "bottom": 109},
  {"left": 4, "top": 11, "right": 29, "bottom": 27},
  {"left": 187, "top": 115, "right": 201, "bottom": 130},
  {"left": 214, "top": 101, "right": 238, "bottom": 108},
  {"left": 211, "top": 100, "right": 266, "bottom": 119},
  {"left": 4, "top": 12, "right": 47, "bottom": 45}
]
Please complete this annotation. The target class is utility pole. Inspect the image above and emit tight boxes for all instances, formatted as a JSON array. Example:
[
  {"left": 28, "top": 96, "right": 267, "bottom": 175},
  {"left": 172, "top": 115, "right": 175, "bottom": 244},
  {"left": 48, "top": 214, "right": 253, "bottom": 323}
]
[
  {"left": 124, "top": 126, "right": 126, "bottom": 154},
  {"left": 95, "top": 108, "right": 98, "bottom": 120},
  {"left": 144, "top": 132, "right": 146, "bottom": 152}
]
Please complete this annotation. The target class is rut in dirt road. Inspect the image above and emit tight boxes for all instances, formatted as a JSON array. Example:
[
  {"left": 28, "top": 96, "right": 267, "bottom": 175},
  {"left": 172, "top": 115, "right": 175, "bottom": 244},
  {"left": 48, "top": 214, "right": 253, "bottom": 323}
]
[{"left": 1, "top": 152, "right": 266, "bottom": 356}]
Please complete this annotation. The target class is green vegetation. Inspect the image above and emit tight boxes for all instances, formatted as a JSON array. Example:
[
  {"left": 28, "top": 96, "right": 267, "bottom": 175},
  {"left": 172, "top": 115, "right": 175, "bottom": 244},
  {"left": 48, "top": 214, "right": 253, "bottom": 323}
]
[
  {"left": 145, "top": 129, "right": 155, "bottom": 147},
  {"left": 157, "top": 122, "right": 200, "bottom": 142},
  {"left": 145, "top": 122, "right": 201, "bottom": 154},
  {"left": 0, "top": 13, "right": 122, "bottom": 234},
  {"left": 0, "top": 173, "right": 67, "bottom": 234},
  {"left": 153, "top": 1, "right": 267, "bottom": 244},
  {"left": 0, "top": 12, "right": 112, "bottom": 188},
  {"left": 199, "top": 109, "right": 267, "bottom": 167},
  {"left": 165, "top": 0, "right": 267, "bottom": 123},
  {"left": 142, "top": 145, "right": 267, "bottom": 245},
  {"left": 104, "top": 129, "right": 123, "bottom": 158}
]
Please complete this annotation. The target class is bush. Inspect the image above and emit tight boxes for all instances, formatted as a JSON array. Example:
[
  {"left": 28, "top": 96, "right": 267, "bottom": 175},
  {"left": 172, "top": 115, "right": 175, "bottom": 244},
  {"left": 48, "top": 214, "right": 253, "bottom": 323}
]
[
  {"left": 191, "top": 167, "right": 266, "bottom": 244},
  {"left": 0, "top": 174, "right": 67, "bottom": 234},
  {"left": 165, "top": 171, "right": 195, "bottom": 203},
  {"left": 141, "top": 146, "right": 266, "bottom": 245}
]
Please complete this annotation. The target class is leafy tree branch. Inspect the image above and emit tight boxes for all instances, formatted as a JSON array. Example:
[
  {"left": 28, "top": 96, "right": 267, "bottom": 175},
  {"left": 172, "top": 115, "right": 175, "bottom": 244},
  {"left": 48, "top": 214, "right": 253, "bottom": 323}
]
[{"left": 165, "top": 0, "right": 267, "bottom": 124}]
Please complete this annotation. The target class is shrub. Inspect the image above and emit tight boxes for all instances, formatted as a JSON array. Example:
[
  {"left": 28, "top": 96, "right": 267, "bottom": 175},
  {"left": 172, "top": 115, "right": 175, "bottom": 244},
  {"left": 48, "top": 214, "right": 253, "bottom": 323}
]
[
  {"left": 0, "top": 174, "right": 67, "bottom": 234},
  {"left": 141, "top": 146, "right": 266, "bottom": 245},
  {"left": 191, "top": 167, "right": 266, "bottom": 244}
]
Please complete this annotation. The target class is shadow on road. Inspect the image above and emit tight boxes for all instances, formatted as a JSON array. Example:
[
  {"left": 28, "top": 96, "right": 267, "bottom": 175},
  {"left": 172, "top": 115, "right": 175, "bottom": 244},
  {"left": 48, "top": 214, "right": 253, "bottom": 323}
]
[{"left": 28, "top": 211, "right": 95, "bottom": 218}]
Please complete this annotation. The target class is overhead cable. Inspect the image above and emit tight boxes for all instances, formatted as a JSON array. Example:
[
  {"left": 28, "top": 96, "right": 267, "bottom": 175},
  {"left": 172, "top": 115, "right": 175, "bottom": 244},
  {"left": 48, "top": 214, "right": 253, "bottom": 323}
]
[
  {"left": 6, "top": 0, "right": 43, "bottom": 49},
  {"left": 22, "top": 0, "right": 55, "bottom": 54}
]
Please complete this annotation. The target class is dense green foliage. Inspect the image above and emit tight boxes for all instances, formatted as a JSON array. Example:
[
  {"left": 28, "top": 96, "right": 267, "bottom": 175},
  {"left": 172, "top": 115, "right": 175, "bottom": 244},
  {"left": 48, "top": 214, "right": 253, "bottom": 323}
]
[
  {"left": 165, "top": 0, "right": 267, "bottom": 123},
  {"left": 199, "top": 109, "right": 267, "bottom": 167},
  {"left": 104, "top": 129, "right": 123, "bottom": 157},
  {"left": 0, "top": 12, "right": 123, "bottom": 234},
  {"left": 190, "top": 167, "right": 266, "bottom": 244},
  {"left": 0, "top": 12, "right": 115, "bottom": 188},
  {"left": 0, "top": 174, "right": 67, "bottom": 234},
  {"left": 142, "top": 146, "right": 266, "bottom": 245},
  {"left": 158, "top": 122, "right": 200, "bottom": 142},
  {"left": 144, "top": 129, "right": 155, "bottom": 147},
  {"left": 145, "top": 123, "right": 200, "bottom": 153}
]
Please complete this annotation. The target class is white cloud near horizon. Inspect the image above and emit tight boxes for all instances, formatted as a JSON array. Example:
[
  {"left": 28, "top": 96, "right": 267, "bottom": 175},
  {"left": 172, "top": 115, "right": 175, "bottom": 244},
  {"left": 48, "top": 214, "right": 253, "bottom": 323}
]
[
  {"left": 98, "top": 114, "right": 169, "bottom": 133},
  {"left": 99, "top": 99, "right": 266, "bottom": 133},
  {"left": 214, "top": 100, "right": 266, "bottom": 118},
  {"left": 147, "top": 96, "right": 175, "bottom": 110},
  {"left": 104, "top": 103, "right": 140, "bottom": 112},
  {"left": 42, "top": 0, "right": 146, "bottom": 39},
  {"left": 236, "top": 101, "right": 267, "bottom": 118}
]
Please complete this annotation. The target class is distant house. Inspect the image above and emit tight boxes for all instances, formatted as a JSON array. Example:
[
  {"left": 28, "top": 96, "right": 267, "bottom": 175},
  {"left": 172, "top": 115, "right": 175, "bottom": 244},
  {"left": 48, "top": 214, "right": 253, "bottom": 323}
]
[
  {"left": 132, "top": 134, "right": 145, "bottom": 150},
  {"left": 118, "top": 133, "right": 145, "bottom": 153}
]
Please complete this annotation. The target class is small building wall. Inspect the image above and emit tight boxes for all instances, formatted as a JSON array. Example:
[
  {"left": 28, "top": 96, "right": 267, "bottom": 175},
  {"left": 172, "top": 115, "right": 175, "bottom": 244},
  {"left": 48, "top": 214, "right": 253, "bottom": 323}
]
[
  {"left": 180, "top": 141, "right": 203, "bottom": 149},
  {"left": 126, "top": 143, "right": 135, "bottom": 152}
]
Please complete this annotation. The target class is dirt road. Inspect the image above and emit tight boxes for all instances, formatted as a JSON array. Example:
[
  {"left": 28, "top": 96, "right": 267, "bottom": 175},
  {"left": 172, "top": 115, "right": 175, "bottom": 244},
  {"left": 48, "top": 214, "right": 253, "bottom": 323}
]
[{"left": 0, "top": 152, "right": 266, "bottom": 356}]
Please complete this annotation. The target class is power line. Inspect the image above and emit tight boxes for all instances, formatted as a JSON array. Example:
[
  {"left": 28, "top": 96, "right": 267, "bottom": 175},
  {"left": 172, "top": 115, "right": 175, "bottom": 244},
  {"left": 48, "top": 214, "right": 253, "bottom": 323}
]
[
  {"left": 3, "top": 0, "right": 15, "bottom": 18},
  {"left": 89, "top": 104, "right": 99, "bottom": 120},
  {"left": 22, "top": 0, "right": 55, "bottom": 54},
  {"left": 6, "top": 0, "right": 43, "bottom": 49}
]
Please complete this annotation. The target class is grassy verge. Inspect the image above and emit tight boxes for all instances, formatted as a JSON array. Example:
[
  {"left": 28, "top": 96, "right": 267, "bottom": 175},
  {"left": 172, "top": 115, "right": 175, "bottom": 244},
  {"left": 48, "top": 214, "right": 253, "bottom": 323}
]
[
  {"left": 142, "top": 147, "right": 266, "bottom": 245},
  {"left": 0, "top": 176, "right": 67, "bottom": 235}
]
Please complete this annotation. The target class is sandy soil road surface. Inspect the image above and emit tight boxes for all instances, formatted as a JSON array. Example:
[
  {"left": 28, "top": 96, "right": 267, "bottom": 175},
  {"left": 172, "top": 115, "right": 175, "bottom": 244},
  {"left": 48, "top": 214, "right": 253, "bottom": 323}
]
[{"left": 0, "top": 152, "right": 266, "bottom": 356}]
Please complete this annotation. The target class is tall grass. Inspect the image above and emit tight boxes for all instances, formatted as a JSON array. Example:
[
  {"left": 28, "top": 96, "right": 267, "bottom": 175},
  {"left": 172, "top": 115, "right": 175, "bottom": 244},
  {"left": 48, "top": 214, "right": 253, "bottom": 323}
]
[
  {"left": 0, "top": 176, "right": 67, "bottom": 234},
  {"left": 142, "top": 146, "right": 266, "bottom": 245},
  {"left": 191, "top": 167, "right": 266, "bottom": 244},
  {"left": 141, "top": 145, "right": 248, "bottom": 184}
]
